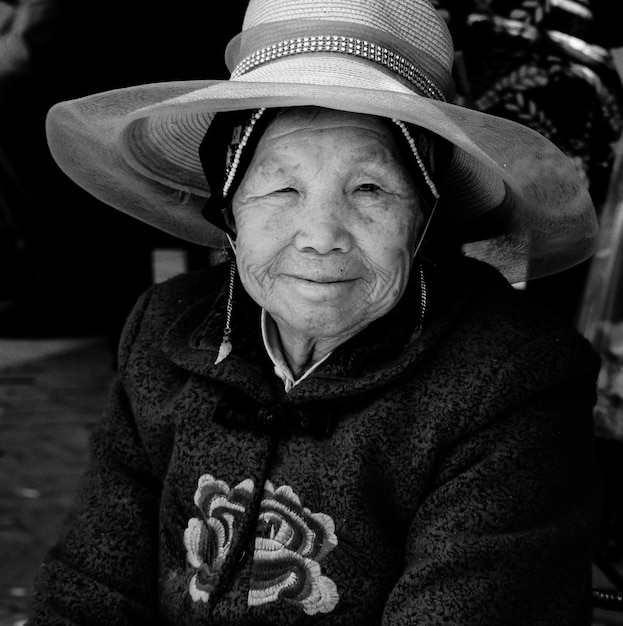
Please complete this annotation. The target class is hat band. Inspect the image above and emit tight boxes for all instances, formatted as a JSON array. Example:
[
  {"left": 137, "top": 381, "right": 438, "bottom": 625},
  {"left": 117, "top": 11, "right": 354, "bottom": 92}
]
[{"left": 231, "top": 35, "right": 447, "bottom": 102}]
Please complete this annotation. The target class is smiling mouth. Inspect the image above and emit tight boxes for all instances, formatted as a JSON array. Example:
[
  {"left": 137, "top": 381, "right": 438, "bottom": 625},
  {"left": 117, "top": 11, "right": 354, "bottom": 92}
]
[{"left": 294, "top": 276, "right": 355, "bottom": 284}]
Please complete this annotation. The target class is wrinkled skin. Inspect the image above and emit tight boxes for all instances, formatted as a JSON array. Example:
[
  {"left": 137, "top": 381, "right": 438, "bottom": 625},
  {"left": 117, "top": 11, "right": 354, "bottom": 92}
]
[{"left": 232, "top": 107, "right": 425, "bottom": 375}]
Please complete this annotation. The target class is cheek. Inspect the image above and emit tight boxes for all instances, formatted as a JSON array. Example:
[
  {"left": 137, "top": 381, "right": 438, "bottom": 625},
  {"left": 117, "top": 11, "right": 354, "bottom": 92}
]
[
  {"left": 397, "top": 212, "right": 421, "bottom": 254},
  {"left": 235, "top": 209, "right": 280, "bottom": 262},
  {"left": 400, "top": 201, "right": 426, "bottom": 247},
  {"left": 358, "top": 206, "right": 421, "bottom": 313},
  {"left": 361, "top": 205, "right": 422, "bottom": 265},
  {"left": 234, "top": 201, "right": 292, "bottom": 246},
  {"left": 233, "top": 213, "right": 290, "bottom": 306},
  {"left": 234, "top": 244, "right": 269, "bottom": 311}
]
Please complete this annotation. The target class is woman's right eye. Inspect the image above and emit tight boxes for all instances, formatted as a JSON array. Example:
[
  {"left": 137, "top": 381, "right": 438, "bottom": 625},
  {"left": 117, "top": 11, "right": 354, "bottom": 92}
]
[{"left": 275, "top": 187, "right": 297, "bottom": 194}]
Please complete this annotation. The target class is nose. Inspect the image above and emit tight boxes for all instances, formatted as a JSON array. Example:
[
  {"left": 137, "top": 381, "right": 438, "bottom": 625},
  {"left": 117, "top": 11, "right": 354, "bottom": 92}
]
[{"left": 293, "top": 192, "right": 354, "bottom": 255}]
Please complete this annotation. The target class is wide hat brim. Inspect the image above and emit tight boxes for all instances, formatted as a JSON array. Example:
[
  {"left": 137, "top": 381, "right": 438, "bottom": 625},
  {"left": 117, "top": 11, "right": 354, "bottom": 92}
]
[{"left": 45, "top": 70, "right": 597, "bottom": 284}]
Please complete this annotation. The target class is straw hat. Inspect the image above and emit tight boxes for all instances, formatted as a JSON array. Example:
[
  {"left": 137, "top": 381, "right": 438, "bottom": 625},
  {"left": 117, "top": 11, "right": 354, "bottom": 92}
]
[{"left": 45, "top": 0, "right": 597, "bottom": 283}]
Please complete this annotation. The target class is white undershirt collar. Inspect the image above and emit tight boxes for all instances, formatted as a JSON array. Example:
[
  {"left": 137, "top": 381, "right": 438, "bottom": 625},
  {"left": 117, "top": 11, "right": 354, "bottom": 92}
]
[{"left": 260, "top": 309, "right": 332, "bottom": 392}]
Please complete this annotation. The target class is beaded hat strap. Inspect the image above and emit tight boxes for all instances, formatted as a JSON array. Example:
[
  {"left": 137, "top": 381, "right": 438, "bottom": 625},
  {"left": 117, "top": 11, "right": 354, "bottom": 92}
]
[{"left": 222, "top": 108, "right": 267, "bottom": 198}]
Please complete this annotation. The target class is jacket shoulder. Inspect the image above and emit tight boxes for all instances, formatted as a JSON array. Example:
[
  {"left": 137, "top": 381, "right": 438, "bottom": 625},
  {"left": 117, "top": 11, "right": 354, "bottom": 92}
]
[
  {"left": 459, "top": 258, "right": 590, "bottom": 344},
  {"left": 116, "top": 263, "right": 228, "bottom": 368},
  {"left": 447, "top": 257, "right": 600, "bottom": 397}
]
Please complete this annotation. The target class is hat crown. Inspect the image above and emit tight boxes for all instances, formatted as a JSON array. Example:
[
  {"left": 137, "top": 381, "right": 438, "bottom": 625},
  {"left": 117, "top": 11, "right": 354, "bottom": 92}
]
[
  {"left": 227, "top": 0, "right": 455, "bottom": 100},
  {"left": 241, "top": 0, "right": 453, "bottom": 68}
]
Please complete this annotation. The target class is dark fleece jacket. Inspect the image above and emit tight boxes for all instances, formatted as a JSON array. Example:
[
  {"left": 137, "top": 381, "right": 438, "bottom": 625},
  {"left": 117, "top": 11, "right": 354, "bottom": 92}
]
[{"left": 29, "top": 255, "right": 601, "bottom": 625}]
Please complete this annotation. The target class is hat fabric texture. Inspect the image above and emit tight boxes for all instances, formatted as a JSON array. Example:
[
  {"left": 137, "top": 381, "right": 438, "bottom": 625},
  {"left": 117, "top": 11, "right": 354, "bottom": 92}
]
[{"left": 44, "top": 0, "right": 597, "bottom": 284}]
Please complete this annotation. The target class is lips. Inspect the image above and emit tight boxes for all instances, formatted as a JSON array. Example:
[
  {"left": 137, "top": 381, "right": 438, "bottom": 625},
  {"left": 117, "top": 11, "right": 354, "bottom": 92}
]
[
  {"left": 290, "top": 274, "right": 355, "bottom": 284},
  {"left": 274, "top": 251, "right": 366, "bottom": 287}
]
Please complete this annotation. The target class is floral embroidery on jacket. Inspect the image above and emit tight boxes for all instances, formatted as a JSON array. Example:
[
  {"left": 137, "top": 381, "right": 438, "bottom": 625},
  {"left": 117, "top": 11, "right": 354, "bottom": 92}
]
[
  {"left": 183, "top": 474, "right": 254, "bottom": 602},
  {"left": 184, "top": 475, "right": 339, "bottom": 615},
  {"left": 248, "top": 481, "right": 339, "bottom": 615}
]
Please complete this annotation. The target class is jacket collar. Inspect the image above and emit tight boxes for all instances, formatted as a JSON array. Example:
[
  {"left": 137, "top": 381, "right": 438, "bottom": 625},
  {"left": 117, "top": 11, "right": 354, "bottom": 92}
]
[{"left": 162, "top": 255, "right": 483, "bottom": 405}]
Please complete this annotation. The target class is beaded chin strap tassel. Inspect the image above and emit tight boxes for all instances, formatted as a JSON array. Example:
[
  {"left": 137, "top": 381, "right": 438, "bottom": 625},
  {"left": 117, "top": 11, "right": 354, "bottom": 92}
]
[
  {"left": 391, "top": 119, "right": 439, "bottom": 331},
  {"left": 215, "top": 259, "right": 237, "bottom": 365},
  {"left": 214, "top": 109, "right": 266, "bottom": 365},
  {"left": 418, "top": 260, "right": 428, "bottom": 330}
]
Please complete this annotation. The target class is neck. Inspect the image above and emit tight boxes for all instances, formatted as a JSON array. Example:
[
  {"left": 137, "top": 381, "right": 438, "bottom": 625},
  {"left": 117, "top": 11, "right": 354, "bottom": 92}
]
[
  {"left": 271, "top": 318, "right": 354, "bottom": 379},
  {"left": 277, "top": 331, "right": 329, "bottom": 379}
]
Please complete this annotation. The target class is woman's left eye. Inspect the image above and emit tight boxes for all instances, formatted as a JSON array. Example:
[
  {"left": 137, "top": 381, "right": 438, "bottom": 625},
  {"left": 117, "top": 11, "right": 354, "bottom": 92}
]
[{"left": 356, "top": 183, "right": 383, "bottom": 193}]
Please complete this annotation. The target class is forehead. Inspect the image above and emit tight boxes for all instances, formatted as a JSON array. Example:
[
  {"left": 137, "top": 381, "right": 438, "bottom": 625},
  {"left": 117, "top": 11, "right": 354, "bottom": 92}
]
[{"left": 257, "top": 107, "right": 398, "bottom": 151}]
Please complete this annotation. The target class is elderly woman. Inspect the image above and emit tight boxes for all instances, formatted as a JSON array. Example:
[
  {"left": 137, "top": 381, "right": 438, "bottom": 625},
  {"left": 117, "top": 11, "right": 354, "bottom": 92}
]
[{"left": 29, "top": 0, "right": 601, "bottom": 624}]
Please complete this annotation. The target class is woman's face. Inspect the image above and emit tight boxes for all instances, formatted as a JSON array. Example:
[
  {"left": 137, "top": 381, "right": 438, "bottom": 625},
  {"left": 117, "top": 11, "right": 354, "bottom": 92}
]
[{"left": 232, "top": 107, "right": 426, "bottom": 346}]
